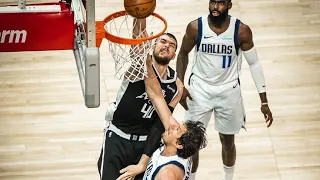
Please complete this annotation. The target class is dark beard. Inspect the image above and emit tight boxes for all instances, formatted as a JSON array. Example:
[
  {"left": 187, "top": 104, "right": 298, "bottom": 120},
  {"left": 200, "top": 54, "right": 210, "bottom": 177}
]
[
  {"left": 153, "top": 52, "right": 171, "bottom": 65},
  {"left": 209, "top": 9, "right": 228, "bottom": 26}
]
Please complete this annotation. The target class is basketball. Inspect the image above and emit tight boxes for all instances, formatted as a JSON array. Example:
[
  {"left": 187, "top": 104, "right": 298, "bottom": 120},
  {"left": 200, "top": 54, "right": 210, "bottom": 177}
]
[{"left": 124, "top": 0, "right": 156, "bottom": 19}]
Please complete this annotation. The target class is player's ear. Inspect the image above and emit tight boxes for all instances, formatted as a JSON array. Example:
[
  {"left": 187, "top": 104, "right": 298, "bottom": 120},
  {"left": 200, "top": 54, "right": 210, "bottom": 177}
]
[
  {"left": 228, "top": 1, "right": 232, "bottom": 9},
  {"left": 176, "top": 141, "right": 183, "bottom": 150},
  {"left": 171, "top": 53, "right": 176, "bottom": 60}
]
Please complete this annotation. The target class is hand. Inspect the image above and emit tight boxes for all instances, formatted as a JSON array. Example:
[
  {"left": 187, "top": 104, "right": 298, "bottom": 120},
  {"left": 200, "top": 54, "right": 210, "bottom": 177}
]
[
  {"left": 116, "top": 164, "right": 145, "bottom": 180},
  {"left": 261, "top": 104, "right": 273, "bottom": 127},
  {"left": 142, "top": 30, "right": 153, "bottom": 61},
  {"left": 169, "top": 116, "right": 179, "bottom": 129},
  {"left": 179, "top": 87, "right": 193, "bottom": 110},
  {"left": 131, "top": 30, "right": 152, "bottom": 55}
]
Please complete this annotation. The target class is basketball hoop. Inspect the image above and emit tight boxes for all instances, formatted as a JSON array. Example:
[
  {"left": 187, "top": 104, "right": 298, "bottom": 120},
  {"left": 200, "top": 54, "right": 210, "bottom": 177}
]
[{"left": 102, "top": 10, "right": 167, "bottom": 82}]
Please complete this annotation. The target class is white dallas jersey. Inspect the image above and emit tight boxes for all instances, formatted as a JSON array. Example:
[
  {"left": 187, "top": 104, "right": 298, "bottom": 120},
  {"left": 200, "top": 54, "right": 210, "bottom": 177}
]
[
  {"left": 143, "top": 146, "right": 192, "bottom": 180},
  {"left": 191, "top": 15, "right": 242, "bottom": 85}
]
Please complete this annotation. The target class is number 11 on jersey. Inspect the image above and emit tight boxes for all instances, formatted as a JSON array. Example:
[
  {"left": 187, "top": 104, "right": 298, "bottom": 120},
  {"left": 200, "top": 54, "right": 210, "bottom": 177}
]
[{"left": 222, "top": 55, "right": 232, "bottom": 68}]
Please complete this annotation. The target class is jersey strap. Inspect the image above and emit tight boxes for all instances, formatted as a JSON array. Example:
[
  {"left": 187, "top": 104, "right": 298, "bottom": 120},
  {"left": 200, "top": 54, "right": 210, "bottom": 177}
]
[
  {"left": 196, "top": 17, "right": 203, "bottom": 52},
  {"left": 151, "top": 160, "right": 185, "bottom": 180},
  {"left": 234, "top": 19, "right": 241, "bottom": 56}
]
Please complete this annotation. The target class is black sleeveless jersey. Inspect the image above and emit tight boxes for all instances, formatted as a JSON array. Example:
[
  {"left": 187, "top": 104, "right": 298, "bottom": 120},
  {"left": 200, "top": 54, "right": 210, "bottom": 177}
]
[{"left": 112, "top": 65, "right": 179, "bottom": 135}]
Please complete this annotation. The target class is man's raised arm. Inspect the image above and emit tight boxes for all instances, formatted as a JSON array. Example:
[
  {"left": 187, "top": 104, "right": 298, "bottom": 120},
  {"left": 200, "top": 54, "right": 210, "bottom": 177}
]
[{"left": 144, "top": 54, "right": 178, "bottom": 130}]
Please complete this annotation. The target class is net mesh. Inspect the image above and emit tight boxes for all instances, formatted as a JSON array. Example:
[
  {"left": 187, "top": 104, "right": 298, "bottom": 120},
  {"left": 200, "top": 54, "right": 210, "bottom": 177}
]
[{"left": 104, "top": 12, "right": 166, "bottom": 82}]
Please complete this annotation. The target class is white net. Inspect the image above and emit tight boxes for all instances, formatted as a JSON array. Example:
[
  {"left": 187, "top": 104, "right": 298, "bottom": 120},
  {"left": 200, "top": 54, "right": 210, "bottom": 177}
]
[{"left": 104, "top": 12, "right": 167, "bottom": 82}]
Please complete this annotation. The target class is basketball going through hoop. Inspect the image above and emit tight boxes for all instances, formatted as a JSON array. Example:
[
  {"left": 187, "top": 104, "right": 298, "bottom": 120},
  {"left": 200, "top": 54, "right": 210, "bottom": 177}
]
[
  {"left": 102, "top": 10, "right": 167, "bottom": 82},
  {"left": 124, "top": 0, "right": 156, "bottom": 19}
]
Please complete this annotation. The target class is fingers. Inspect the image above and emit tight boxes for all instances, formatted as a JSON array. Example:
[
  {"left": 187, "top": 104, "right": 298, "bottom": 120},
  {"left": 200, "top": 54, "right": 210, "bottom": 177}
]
[
  {"left": 117, "top": 167, "right": 129, "bottom": 180},
  {"left": 264, "top": 113, "right": 268, "bottom": 121},
  {"left": 184, "top": 87, "right": 193, "bottom": 101},
  {"left": 116, "top": 173, "right": 135, "bottom": 180},
  {"left": 141, "top": 31, "right": 153, "bottom": 39},
  {"left": 116, "top": 173, "right": 134, "bottom": 180},
  {"left": 263, "top": 108, "right": 273, "bottom": 128},
  {"left": 267, "top": 112, "right": 273, "bottom": 128},
  {"left": 180, "top": 100, "right": 189, "bottom": 111},
  {"left": 169, "top": 116, "right": 179, "bottom": 128},
  {"left": 261, "top": 106, "right": 273, "bottom": 128},
  {"left": 187, "top": 92, "right": 193, "bottom": 101},
  {"left": 116, "top": 174, "right": 125, "bottom": 180},
  {"left": 180, "top": 87, "right": 192, "bottom": 110},
  {"left": 141, "top": 30, "right": 149, "bottom": 38},
  {"left": 119, "top": 167, "right": 127, "bottom": 174}
]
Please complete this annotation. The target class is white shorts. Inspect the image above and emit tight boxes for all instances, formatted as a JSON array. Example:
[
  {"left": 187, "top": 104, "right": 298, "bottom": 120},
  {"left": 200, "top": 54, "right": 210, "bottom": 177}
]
[{"left": 184, "top": 74, "right": 246, "bottom": 135}]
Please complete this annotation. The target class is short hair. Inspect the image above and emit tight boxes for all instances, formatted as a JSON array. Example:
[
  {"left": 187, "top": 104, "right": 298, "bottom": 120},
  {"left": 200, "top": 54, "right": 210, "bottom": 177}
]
[
  {"left": 162, "top": 32, "right": 178, "bottom": 51},
  {"left": 177, "top": 121, "right": 207, "bottom": 159}
]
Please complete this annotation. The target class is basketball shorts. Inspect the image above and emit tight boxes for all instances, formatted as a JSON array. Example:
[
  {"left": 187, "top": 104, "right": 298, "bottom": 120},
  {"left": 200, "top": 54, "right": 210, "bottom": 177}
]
[
  {"left": 184, "top": 74, "right": 246, "bottom": 135},
  {"left": 97, "top": 129, "right": 146, "bottom": 180}
]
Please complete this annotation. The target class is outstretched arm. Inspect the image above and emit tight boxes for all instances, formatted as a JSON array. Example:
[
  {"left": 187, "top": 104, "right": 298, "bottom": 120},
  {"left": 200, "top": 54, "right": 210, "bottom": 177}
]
[
  {"left": 143, "top": 76, "right": 183, "bottom": 155},
  {"left": 144, "top": 54, "right": 179, "bottom": 130},
  {"left": 239, "top": 23, "right": 273, "bottom": 127},
  {"left": 125, "top": 18, "right": 148, "bottom": 81},
  {"left": 117, "top": 72, "right": 183, "bottom": 180}
]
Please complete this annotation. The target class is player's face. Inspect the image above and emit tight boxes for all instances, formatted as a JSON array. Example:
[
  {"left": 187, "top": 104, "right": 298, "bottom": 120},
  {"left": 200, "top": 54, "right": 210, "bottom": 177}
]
[
  {"left": 162, "top": 122, "right": 187, "bottom": 149},
  {"left": 208, "top": 0, "right": 231, "bottom": 23},
  {"left": 153, "top": 35, "right": 177, "bottom": 65}
]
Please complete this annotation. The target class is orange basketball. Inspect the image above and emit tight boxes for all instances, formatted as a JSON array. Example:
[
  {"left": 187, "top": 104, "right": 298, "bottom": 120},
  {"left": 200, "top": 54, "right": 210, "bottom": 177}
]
[{"left": 124, "top": 0, "right": 156, "bottom": 19}]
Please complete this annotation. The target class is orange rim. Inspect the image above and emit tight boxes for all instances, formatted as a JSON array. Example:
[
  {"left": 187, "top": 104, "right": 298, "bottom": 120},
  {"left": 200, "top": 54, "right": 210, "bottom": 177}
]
[{"left": 103, "top": 10, "right": 167, "bottom": 45}]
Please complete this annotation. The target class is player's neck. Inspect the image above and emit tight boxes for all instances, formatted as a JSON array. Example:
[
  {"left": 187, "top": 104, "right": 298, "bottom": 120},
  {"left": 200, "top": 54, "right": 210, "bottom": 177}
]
[
  {"left": 152, "top": 60, "right": 168, "bottom": 79},
  {"left": 161, "top": 145, "right": 177, "bottom": 157}
]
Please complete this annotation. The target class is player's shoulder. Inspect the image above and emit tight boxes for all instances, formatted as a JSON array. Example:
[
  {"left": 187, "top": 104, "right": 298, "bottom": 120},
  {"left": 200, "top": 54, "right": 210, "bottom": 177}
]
[
  {"left": 186, "top": 15, "right": 205, "bottom": 35},
  {"left": 187, "top": 15, "right": 209, "bottom": 39},
  {"left": 167, "top": 65, "right": 179, "bottom": 82},
  {"left": 187, "top": 15, "right": 206, "bottom": 31},
  {"left": 156, "top": 163, "right": 184, "bottom": 180},
  {"left": 229, "top": 15, "right": 251, "bottom": 32},
  {"left": 238, "top": 21, "right": 253, "bottom": 42},
  {"left": 166, "top": 66, "right": 183, "bottom": 91},
  {"left": 167, "top": 65, "right": 176, "bottom": 76},
  {"left": 239, "top": 21, "right": 251, "bottom": 33},
  {"left": 187, "top": 19, "right": 198, "bottom": 30}
]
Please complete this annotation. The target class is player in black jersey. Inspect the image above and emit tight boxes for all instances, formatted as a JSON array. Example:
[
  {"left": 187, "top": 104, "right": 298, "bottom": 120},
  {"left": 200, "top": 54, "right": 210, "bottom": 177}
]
[
  {"left": 97, "top": 18, "right": 184, "bottom": 180},
  {"left": 116, "top": 54, "right": 207, "bottom": 180}
]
